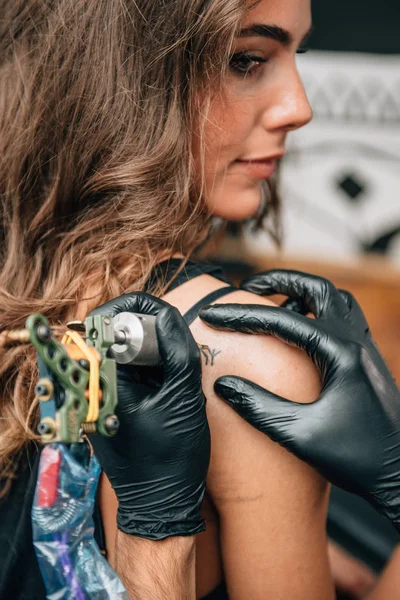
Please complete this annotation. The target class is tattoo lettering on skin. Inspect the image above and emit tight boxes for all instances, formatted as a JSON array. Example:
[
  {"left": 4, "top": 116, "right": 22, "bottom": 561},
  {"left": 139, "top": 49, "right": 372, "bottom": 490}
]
[{"left": 198, "top": 344, "right": 222, "bottom": 367}]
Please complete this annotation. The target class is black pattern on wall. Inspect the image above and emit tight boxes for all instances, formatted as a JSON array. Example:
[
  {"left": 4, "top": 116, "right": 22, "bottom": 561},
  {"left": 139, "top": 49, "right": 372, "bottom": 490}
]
[{"left": 248, "top": 51, "right": 400, "bottom": 264}]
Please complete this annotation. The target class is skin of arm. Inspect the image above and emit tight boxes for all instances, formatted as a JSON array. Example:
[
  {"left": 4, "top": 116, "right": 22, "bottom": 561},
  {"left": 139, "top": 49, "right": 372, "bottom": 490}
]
[
  {"left": 114, "top": 532, "right": 196, "bottom": 600},
  {"left": 99, "top": 274, "right": 335, "bottom": 599}
]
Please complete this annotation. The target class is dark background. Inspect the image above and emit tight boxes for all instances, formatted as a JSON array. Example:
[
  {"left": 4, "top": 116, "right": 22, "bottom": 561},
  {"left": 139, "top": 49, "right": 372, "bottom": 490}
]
[{"left": 310, "top": 0, "right": 400, "bottom": 54}]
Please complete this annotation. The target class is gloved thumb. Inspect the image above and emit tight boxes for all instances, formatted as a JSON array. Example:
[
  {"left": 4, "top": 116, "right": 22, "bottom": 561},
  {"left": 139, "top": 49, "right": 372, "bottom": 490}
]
[
  {"left": 156, "top": 305, "right": 200, "bottom": 380},
  {"left": 214, "top": 375, "right": 306, "bottom": 452}
]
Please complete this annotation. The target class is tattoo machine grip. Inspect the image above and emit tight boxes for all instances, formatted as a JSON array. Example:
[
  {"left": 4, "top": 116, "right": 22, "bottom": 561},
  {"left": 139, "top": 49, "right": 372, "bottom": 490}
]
[{"left": 109, "top": 312, "right": 161, "bottom": 366}]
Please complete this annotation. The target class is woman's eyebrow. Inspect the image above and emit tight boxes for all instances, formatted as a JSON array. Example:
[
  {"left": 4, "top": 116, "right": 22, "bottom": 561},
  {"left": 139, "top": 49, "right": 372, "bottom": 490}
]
[{"left": 238, "top": 24, "right": 314, "bottom": 48}]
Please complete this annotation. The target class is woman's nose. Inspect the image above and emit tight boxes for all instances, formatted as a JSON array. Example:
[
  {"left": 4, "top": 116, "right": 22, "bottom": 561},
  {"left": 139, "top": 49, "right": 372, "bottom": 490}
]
[{"left": 262, "top": 68, "right": 313, "bottom": 133}]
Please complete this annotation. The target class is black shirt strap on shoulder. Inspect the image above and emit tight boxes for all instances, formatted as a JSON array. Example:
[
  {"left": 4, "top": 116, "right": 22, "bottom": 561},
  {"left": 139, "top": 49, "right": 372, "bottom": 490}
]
[{"left": 184, "top": 286, "right": 237, "bottom": 326}]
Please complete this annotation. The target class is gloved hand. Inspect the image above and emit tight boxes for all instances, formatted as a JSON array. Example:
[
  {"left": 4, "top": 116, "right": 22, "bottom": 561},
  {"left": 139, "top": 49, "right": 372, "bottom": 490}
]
[
  {"left": 89, "top": 293, "right": 210, "bottom": 540},
  {"left": 200, "top": 270, "right": 400, "bottom": 532}
]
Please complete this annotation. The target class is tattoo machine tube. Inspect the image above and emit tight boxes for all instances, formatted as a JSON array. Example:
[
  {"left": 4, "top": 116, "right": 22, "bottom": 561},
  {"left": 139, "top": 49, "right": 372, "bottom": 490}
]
[{"left": 32, "top": 442, "right": 129, "bottom": 600}]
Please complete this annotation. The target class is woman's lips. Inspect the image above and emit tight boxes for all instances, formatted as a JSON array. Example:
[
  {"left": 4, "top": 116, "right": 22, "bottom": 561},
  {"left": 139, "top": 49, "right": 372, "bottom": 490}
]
[{"left": 233, "top": 158, "right": 277, "bottom": 179}]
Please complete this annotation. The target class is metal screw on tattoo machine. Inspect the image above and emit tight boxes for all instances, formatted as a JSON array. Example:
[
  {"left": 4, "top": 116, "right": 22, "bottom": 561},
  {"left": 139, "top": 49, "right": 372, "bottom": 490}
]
[{"left": 0, "top": 310, "right": 161, "bottom": 599}]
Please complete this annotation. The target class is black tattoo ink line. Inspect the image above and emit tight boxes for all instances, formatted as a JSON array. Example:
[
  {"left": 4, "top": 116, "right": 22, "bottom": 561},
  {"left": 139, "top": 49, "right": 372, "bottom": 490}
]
[{"left": 198, "top": 344, "right": 222, "bottom": 366}]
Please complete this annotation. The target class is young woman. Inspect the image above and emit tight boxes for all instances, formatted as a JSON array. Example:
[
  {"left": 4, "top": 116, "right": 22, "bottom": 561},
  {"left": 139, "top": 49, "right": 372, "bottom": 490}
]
[{"left": 0, "top": 0, "right": 335, "bottom": 598}]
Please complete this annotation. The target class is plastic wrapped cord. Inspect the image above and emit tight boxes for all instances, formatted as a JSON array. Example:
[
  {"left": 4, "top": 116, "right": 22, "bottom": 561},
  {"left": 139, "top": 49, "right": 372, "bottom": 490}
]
[{"left": 32, "top": 442, "right": 128, "bottom": 600}]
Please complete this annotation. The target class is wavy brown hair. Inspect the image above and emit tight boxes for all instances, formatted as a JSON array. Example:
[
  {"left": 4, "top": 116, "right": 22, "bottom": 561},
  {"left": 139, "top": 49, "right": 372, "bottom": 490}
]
[{"left": 0, "top": 0, "right": 279, "bottom": 489}]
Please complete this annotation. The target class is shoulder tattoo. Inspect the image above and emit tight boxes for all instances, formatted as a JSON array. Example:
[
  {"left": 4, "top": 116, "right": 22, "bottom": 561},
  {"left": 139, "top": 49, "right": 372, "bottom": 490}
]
[{"left": 197, "top": 344, "right": 222, "bottom": 367}]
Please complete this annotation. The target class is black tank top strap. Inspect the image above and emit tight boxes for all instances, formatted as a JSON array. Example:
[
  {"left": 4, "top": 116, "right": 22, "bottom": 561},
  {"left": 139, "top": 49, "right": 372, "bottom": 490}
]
[
  {"left": 145, "top": 258, "right": 238, "bottom": 325},
  {"left": 183, "top": 285, "right": 236, "bottom": 326},
  {"left": 144, "top": 258, "right": 233, "bottom": 293}
]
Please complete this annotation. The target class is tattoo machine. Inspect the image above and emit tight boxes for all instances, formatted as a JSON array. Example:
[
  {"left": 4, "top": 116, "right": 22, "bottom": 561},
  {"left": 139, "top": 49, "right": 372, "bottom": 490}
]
[{"left": 2, "top": 311, "right": 160, "bottom": 599}]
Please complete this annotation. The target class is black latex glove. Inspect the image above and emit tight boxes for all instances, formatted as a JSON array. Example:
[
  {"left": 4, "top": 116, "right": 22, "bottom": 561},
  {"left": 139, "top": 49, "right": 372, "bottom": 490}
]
[
  {"left": 89, "top": 293, "right": 210, "bottom": 540},
  {"left": 200, "top": 270, "right": 400, "bottom": 532}
]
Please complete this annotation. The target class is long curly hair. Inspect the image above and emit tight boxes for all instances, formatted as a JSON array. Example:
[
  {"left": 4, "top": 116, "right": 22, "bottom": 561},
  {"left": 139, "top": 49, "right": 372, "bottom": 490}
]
[{"left": 0, "top": 0, "right": 279, "bottom": 490}]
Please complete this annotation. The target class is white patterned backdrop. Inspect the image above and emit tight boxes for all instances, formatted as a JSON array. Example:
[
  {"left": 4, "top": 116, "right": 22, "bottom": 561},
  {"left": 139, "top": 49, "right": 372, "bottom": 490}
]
[{"left": 246, "top": 50, "right": 400, "bottom": 265}]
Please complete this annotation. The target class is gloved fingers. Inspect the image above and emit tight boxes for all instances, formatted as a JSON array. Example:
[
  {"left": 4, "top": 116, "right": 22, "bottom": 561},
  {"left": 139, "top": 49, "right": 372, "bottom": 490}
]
[
  {"left": 280, "top": 297, "right": 308, "bottom": 314},
  {"left": 214, "top": 375, "right": 306, "bottom": 448},
  {"left": 339, "top": 289, "right": 352, "bottom": 308},
  {"left": 241, "top": 269, "right": 348, "bottom": 319},
  {"left": 241, "top": 269, "right": 308, "bottom": 297},
  {"left": 156, "top": 305, "right": 201, "bottom": 379},
  {"left": 200, "top": 303, "right": 336, "bottom": 362},
  {"left": 89, "top": 292, "right": 170, "bottom": 318},
  {"left": 339, "top": 290, "right": 370, "bottom": 328}
]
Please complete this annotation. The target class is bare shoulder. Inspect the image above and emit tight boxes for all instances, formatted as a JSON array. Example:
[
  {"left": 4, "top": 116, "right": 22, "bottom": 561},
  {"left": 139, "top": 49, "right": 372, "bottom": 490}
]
[
  {"left": 163, "top": 273, "right": 321, "bottom": 405},
  {"left": 163, "top": 272, "right": 326, "bottom": 501},
  {"left": 163, "top": 272, "right": 327, "bottom": 504}
]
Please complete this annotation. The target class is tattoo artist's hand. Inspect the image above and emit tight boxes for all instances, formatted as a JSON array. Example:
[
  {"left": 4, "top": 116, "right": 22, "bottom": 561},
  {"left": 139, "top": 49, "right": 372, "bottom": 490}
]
[
  {"left": 89, "top": 294, "right": 210, "bottom": 540},
  {"left": 200, "top": 270, "right": 400, "bottom": 532}
]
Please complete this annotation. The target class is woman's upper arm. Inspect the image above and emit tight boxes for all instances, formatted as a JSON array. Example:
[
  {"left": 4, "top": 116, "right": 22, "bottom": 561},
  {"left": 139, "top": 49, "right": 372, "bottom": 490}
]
[{"left": 188, "top": 288, "right": 335, "bottom": 600}]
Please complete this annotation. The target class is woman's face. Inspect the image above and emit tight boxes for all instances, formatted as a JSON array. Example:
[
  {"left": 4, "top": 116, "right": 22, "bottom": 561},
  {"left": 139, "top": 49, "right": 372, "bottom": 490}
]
[{"left": 196, "top": 0, "right": 313, "bottom": 221}]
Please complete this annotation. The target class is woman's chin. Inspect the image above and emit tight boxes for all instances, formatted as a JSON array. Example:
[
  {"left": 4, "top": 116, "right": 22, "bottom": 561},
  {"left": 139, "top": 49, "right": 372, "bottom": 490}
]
[{"left": 208, "top": 185, "right": 263, "bottom": 222}]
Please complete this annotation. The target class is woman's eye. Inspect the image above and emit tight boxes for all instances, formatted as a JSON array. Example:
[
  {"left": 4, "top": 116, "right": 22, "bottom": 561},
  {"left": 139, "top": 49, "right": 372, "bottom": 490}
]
[{"left": 229, "top": 52, "right": 268, "bottom": 77}]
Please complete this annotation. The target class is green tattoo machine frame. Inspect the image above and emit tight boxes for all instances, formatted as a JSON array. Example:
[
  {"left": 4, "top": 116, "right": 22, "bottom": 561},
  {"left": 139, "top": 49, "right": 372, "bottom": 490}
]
[{"left": 26, "top": 313, "right": 118, "bottom": 444}]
